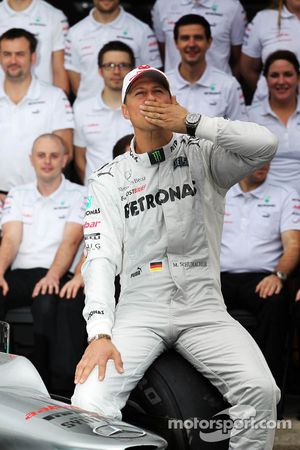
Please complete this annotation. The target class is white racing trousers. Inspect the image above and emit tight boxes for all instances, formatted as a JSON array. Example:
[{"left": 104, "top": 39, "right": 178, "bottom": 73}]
[{"left": 72, "top": 267, "right": 280, "bottom": 450}]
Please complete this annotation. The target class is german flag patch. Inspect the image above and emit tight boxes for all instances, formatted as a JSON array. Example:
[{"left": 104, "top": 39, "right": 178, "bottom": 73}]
[{"left": 150, "top": 261, "right": 163, "bottom": 271}]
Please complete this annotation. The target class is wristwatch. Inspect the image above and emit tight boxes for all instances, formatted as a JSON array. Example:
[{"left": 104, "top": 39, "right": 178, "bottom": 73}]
[
  {"left": 272, "top": 271, "right": 287, "bottom": 282},
  {"left": 88, "top": 333, "right": 111, "bottom": 344},
  {"left": 185, "top": 113, "right": 202, "bottom": 137}
]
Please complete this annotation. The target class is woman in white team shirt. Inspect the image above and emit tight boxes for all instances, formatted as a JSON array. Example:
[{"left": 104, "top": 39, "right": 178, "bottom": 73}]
[
  {"left": 247, "top": 50, "right": 300, "bottom": 193},
  {"left": 241, "top": 0, "right": 300, "bottom": 102}
]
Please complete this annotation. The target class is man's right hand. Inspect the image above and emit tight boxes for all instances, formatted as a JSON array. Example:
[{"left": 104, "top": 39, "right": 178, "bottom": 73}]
[
  {"left": 74, "top": 338, "right": 123, "bottom": 384},
  {"left": 140, "top": 96, "right": 188, "bottom": 134},
  {"left": 0, "top": 275, "right": 9, "bottom": 296}
]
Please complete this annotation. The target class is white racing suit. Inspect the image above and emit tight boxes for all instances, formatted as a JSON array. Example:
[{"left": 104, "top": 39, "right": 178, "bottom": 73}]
[{"left": 73, "top": 116, "right": 280, "bottom": 449}]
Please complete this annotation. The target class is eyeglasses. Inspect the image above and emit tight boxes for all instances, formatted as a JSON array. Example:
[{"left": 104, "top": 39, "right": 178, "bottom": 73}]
[{"left": 100, "top": 63, "right": 133, "bottom": 71}]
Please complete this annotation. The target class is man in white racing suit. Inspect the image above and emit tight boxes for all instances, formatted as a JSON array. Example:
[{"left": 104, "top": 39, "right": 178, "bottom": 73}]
[{"left": 72, "top": 65, "right": 280, "bottom": 449}]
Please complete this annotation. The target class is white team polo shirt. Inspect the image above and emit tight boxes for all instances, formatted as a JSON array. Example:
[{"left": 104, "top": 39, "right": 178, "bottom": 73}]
[
  {"left": 242, "top": 6, "right": 300, "bottom": 102},
  {"left": 0, "top": 0, "right": 68, "bottom": 84},
  {"left": 166, "top": 64, "right": 247, "bottom": 120},
  {"left": 151, "top": 0, "right": 246, "bottom": 73},
  {"left": 0, "top": 76, "right": 74, "bottom": 192},
  {"left": 74, "top": 95, "right": 133, "bottom": 184},
  {"left": 65, "top": 6, "right": 162, "bottom": 100},
  {"left": 247, "top": 98, "right": 300, "bottom": 195},
  {"left": 1, "top": 176, "right": 86, "bottom": 270},
  {"left": 221, "top": 181, "right": 300, "bottom": 273}
]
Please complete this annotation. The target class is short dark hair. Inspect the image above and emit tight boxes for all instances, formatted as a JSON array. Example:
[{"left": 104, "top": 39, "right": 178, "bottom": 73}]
[
  {"left": 174, "top": 14, "right": 211, "bottom": 41},
  {"left": 263, "top": 50, "right": 300, "bottom": 77},
  {"left": 98, "top": 40, "right": 135, "bottom": 68},
  {"left": 112, "top": 134, "right": 133, "bottom": 159},
  {"left": 0, "top": 28, "right": 38, "bottom": 53}
]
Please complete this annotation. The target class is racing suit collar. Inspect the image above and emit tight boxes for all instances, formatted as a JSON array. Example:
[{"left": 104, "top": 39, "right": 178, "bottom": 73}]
[{"left": 129, "top": 134, "right": 178, "bottom": 167}]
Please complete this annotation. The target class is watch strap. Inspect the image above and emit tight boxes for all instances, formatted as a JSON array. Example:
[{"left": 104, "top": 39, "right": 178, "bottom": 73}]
[
  {"left": 88, "top": 333, "right": 111, "bottom": 344},
  {"left": 271, "top": 271, "right": 287, "bottom": 281},
  {"left": 185, "top": 113, "right": 201, "bottom": 137},
  {"left": 186, "top": 123, "right": 197, "bottom": 137}
]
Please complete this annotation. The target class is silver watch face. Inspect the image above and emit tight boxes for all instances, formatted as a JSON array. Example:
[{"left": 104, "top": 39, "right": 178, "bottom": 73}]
[
  {"left": 276, "top": 271, "right": 287, "bottom": 281},
  {"left": 186, "top": 113, "right": 201, "bottom": 125}
]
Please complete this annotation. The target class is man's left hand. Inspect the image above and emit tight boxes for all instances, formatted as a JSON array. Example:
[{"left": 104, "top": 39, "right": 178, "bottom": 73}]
[
  {"left": 139, "top": 96, "right": 188, "bottom": 133},
  {"left": 255, "top": 274, "right": 283, "bottom": 299},
  {"left": 32, "top": 273, "right": 60, "bottom": 297}
]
